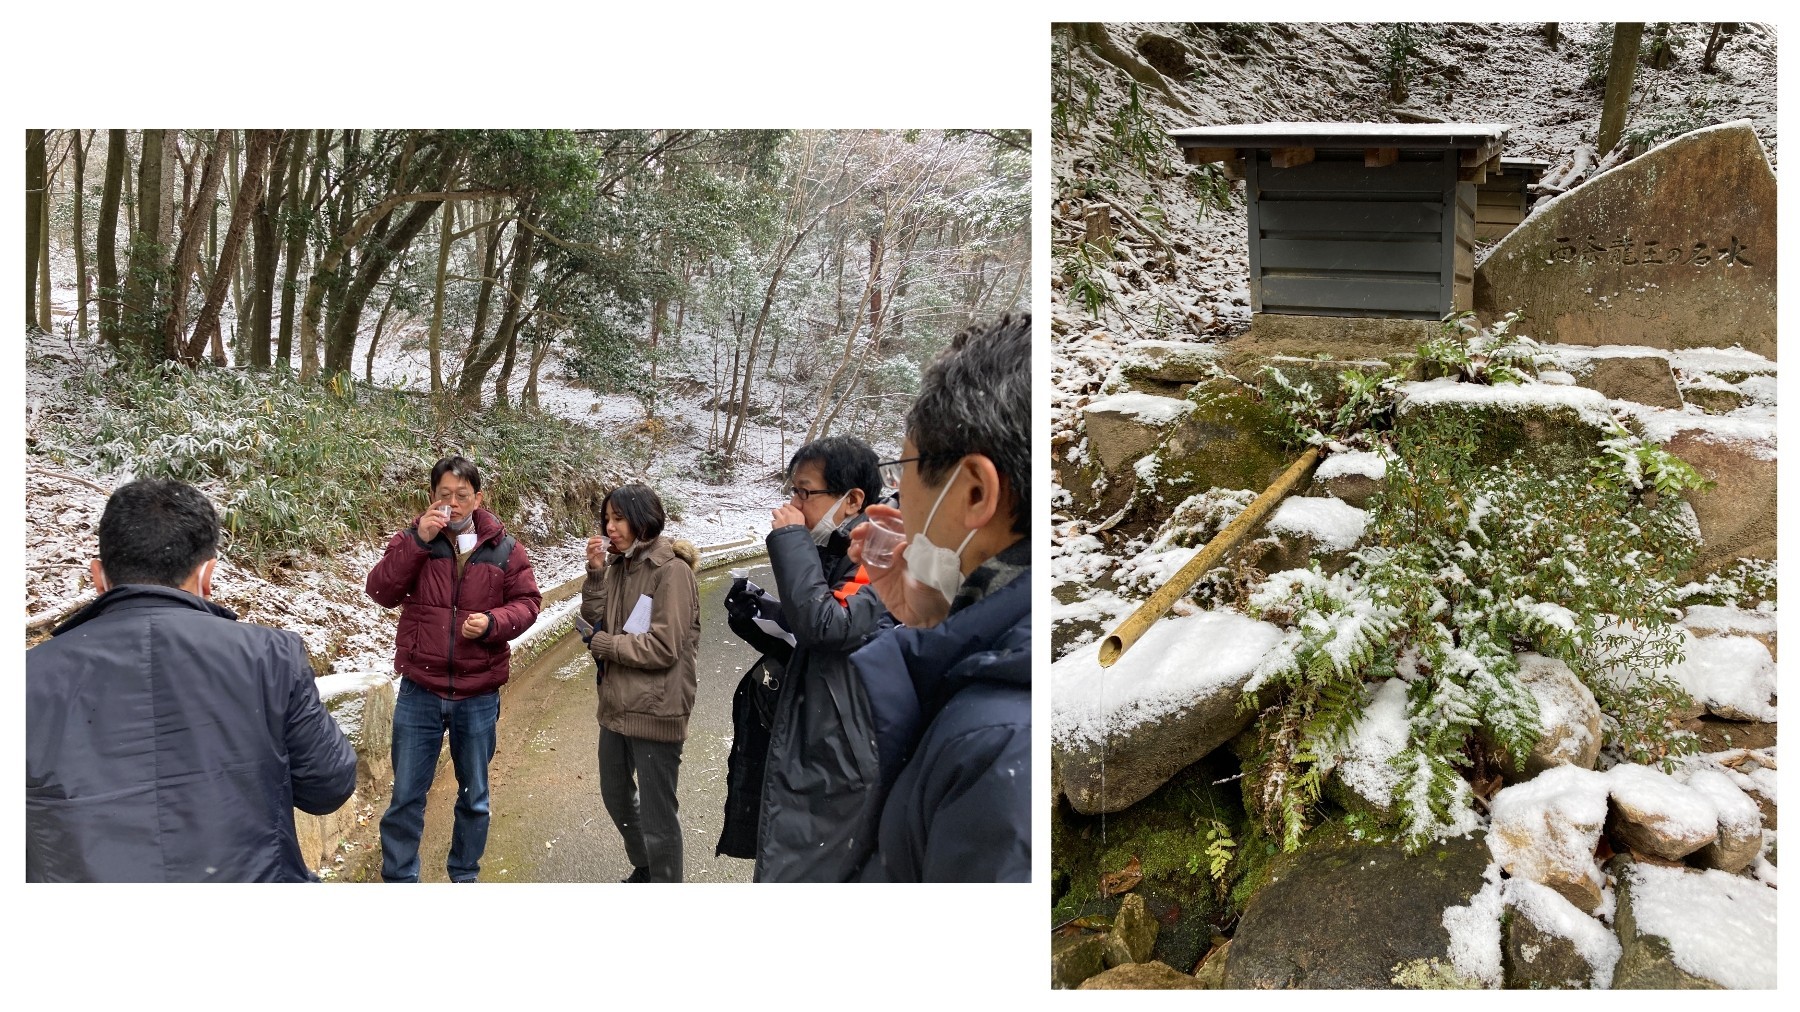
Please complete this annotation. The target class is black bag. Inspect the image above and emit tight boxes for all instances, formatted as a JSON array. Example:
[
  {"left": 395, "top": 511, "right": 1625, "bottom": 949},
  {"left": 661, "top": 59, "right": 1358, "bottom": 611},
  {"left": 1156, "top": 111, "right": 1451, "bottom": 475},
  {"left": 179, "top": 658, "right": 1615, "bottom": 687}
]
[{"left": 715, "top": 655, "right": 783, "bottom": 859}]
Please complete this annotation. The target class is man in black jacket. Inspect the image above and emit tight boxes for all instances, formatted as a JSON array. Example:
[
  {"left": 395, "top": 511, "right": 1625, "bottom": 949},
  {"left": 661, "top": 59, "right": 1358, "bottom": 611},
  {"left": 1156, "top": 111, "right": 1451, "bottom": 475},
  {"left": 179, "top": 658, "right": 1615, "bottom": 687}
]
[
  {"left": 731, "top": 435, "right": 893, "bottom": 881},
  {"left": 26, "top": 478, "right": 358, "bottom": 882},
  {"left": 848, "top": 313, "right": 1032, "bottom": 882}
]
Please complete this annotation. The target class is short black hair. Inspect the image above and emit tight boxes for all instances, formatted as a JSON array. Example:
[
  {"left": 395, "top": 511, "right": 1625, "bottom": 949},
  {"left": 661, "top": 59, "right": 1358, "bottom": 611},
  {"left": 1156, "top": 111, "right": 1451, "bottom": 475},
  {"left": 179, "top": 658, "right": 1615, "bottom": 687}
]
[
  {"left": 906, "top": 313, "right": 1031, "bottom": 535},
  {"left": 787, "top": 436, "right": 881, "bottom": 511},
  {"left": 602, "top": 483, "right": 666, "bottom": 543},
  {"left": 96, "top": 478, "right": 219, "bottom": 587},
  {"left": 431, "top": 455, "right": 482, "bottom": 493}
]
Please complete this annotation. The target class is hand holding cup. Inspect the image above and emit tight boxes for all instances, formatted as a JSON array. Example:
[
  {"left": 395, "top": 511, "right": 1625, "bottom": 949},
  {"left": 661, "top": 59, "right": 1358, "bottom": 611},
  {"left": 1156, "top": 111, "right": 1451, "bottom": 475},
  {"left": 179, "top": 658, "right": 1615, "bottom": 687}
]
[
  {"left": 586, "top": 534, "right": 612, "bottom": 570},
  {"left": 418, "top": 500, "right": 451, "bottom": 541}
]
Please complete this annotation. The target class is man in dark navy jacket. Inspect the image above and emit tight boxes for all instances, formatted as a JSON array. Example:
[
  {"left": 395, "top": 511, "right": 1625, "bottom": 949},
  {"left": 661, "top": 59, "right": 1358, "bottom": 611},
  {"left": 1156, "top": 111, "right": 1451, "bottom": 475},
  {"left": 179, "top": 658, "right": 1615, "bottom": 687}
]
[
  {"left": 848, "top": 313, "right": 1032, "bottom": 882},
  {"left": 26, "top": 478, "right": 357, "bottom": 882}
]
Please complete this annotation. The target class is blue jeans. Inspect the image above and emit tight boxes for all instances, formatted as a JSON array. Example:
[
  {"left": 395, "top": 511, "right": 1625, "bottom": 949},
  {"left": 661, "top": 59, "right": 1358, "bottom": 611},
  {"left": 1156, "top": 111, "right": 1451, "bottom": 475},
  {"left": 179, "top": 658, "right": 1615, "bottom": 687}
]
[{"left": 380, "top": 680, "right": 500, "bottom": 882}]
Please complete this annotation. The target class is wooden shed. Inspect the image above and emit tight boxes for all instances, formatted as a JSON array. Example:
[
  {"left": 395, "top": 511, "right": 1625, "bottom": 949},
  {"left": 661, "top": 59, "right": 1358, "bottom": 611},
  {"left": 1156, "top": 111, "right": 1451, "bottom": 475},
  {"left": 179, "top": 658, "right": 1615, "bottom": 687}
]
[
  {"left": 1169, "top": 122, "right": 1511, "bottom": 324},
  {"left": 1475, "top": 157, "right": 1551, "bottom": 240}
]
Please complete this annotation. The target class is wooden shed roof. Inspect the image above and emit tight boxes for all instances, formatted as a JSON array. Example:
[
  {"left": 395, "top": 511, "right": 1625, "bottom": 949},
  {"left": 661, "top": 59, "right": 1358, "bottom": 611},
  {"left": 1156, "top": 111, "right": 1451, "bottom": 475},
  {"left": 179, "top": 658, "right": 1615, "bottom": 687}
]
[{"left": 1168, "top": 122, "right": 1513, "bottom": 150}]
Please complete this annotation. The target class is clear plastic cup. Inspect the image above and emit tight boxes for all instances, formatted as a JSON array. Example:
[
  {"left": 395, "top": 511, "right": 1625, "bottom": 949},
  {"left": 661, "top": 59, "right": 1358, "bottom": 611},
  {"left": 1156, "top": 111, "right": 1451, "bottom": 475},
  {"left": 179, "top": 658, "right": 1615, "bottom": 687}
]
[{"left": 861, "top": 515, "right": 906, "bottom": 570}]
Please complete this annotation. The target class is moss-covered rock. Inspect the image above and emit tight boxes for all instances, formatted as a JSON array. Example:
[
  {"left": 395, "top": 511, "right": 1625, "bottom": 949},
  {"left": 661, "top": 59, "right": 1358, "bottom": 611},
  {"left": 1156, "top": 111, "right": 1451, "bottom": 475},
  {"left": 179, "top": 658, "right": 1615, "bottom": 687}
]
[
  {"left": 1394, "top": 380, "right": 1611, "bottom": 475},
  {"left": 1052, "top": 755, "right": 1245, "bottom": 974},
  {"left": 1156, "top": 378, "right": 1292, "bottom": 499}
]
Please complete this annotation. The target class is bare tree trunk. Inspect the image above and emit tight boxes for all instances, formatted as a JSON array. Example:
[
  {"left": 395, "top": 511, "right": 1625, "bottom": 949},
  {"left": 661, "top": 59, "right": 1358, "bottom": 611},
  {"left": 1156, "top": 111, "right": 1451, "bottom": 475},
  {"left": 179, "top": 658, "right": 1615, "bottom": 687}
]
[
  {"left": 459, "top": 205, "right": 536, "bottom": 404},
  {"left": 494, "top": 327, "right": 518, "bottom": 408},
  {"left": 97, "top": 130, "right": 125, "bottom": 345},
  {"left": 25, "top": 129, "right": 46, "bottom": 329},
  {"left": 185, "top": 130, "right": 273, "bottom": 363},
  {"left": 248, "top": 131, "right": 292, "bottom": 369},
  {"left": 161, "top": 130, "right": 227, "bottom": 360},
  {"left": 1702, "top": 23, "right": 1737, "bottom": 73},
  {"left": 122, "top": 137, "right": 137, "bottom": 237},
  {"left": 1598, "top": 23, "right": 1645, "bottom": 157},
  {"left": 365, "top": 281, "right": 398, "bottom": 383},
  {"left": 124, "top": 129, "right": 165, "bottom": 356},
  {"left": 38, "top": 145, "right": 54, "bottom": 332},
  {"left": 276, "top": 130, "right": 315, "bottom": 368},
  {"left": 157, "top": 132, "right": 175, "bottom": 266},
  {"left": 522, "top": 331, "right": 549, "bottom": 411},
  {"left": 298, "top": 130, "right": 333, "bottom": 379},
  {"left": 1543, "top": 23, "right": 1559, "bottom": 48},
  {"left": 429, "top": 195, "right": 454, "bottom": 393},
  {"left": 457, "top": 206, "right": 507, "bottom": 388},
  {"left": 73, "top": 131, "right": 92, "bottom": 341}
]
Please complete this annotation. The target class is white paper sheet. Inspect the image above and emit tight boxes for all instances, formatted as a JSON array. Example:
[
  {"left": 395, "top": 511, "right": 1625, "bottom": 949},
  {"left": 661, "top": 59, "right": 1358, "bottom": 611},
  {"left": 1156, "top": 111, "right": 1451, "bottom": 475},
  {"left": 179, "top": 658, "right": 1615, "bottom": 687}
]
[{"left": 623, "top": 594, "right": 654, "bottom": 635}]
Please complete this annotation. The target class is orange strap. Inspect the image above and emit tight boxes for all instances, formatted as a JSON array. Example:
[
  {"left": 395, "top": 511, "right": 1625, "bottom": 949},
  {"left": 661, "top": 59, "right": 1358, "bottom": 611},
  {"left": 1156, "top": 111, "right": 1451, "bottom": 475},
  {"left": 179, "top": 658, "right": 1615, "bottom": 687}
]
[{"left": 831, "top": 566, "right": 872, "bottom": 609}]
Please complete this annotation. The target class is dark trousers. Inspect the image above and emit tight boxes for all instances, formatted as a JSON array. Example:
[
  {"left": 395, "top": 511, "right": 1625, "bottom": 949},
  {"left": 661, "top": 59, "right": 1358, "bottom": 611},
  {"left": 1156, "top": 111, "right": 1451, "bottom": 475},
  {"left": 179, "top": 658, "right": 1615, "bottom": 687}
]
[
  {"left": 598, "top": 726, "right": 684, "bottom": 882},
  {"left": 380, "top": 681, "right": 500, "bottom": 882}
]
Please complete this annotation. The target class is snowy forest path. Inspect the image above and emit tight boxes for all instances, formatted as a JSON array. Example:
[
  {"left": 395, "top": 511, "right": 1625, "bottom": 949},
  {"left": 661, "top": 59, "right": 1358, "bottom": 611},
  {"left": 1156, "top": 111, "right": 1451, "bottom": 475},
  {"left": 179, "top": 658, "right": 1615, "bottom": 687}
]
[{"left": 382, "top": 561, "right": 764, "bottom": 882}]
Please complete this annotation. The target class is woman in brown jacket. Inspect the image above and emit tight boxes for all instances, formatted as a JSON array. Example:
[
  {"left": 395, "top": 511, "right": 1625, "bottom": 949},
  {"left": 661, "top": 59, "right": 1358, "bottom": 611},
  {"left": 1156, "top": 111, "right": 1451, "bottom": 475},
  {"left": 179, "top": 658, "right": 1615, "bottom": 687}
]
[{"left": 581, "top": 483, "right": 701, "bottom": 882}]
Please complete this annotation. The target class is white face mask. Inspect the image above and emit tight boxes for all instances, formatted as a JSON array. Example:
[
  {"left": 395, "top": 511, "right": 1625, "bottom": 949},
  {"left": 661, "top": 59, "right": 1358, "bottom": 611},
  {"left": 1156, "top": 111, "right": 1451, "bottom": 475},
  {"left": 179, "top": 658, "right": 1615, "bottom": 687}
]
[
  {"left": 811, "top": 492, "right": 852, "bottom": 546},
  {"left": 902, "top": 470, "right": 977, "bottom": 615}
]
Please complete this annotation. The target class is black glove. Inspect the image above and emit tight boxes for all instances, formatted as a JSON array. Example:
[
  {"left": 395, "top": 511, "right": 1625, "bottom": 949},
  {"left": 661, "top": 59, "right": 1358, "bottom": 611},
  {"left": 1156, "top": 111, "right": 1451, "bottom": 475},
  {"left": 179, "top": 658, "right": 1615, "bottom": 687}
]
[{"left": 724, "top": 577, "right": 758, "bottom": 621}]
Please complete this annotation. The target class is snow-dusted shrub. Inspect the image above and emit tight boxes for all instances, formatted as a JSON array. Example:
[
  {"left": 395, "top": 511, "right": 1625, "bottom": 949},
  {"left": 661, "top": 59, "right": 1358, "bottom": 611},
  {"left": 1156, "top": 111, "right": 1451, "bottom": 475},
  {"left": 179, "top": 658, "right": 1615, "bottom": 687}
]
[
  {"left": 1257, "top": 363, "right": 1399, "bottom": 448},
  {"left": 46, "top": 357, "right": 630, "bottom": 568},
  {"left": 1418, "top": 311, "right": 1548, "bottom": 386},
  {"left": 1241, "top": 407, "right": 1701, "bottom": 851}
]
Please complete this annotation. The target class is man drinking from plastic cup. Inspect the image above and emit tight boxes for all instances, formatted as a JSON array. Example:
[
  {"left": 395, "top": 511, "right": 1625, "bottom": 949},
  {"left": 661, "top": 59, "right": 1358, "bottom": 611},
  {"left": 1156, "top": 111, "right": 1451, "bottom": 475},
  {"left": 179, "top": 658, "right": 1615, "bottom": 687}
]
[{"left": 847, "top": 313, "right": 1031, "bottom": 882}]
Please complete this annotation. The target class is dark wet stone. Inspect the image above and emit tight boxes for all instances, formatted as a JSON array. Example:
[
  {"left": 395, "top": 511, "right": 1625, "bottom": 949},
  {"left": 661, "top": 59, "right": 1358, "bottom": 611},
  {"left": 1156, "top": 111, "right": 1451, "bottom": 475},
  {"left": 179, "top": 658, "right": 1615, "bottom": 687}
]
[{"left": 1223, "top": 833, "right": 1491, "bottom": 989}]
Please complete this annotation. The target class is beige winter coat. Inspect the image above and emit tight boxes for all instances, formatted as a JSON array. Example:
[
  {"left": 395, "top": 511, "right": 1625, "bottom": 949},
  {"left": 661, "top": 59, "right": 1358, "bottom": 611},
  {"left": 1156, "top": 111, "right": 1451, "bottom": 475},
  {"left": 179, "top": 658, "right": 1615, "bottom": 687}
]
[{"left": 582, "top": 535, "right": 701, "bottom": 743}]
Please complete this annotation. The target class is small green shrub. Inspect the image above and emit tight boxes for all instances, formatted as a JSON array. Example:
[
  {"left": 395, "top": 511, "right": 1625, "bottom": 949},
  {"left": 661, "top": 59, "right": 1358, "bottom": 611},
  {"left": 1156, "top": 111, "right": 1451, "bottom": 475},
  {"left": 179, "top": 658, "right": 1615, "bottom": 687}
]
[{"left": 1418, "top": 312, "right": 1545, "bottom": 385}]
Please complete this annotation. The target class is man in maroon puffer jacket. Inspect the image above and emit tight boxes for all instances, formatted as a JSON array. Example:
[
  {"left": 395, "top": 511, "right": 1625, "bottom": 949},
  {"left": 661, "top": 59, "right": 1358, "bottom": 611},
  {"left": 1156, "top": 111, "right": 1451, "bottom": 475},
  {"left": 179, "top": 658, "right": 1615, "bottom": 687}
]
[{"left": 366, "top": 455, "right": 541, "bottom": 882}]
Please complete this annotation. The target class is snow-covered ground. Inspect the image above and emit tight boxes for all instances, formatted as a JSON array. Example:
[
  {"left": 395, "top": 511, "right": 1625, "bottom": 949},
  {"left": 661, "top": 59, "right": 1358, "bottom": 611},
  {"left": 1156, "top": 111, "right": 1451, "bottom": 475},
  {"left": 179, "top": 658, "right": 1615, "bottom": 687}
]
[{"left": 25, "top": 251, "right": 874, "bottom": 676}]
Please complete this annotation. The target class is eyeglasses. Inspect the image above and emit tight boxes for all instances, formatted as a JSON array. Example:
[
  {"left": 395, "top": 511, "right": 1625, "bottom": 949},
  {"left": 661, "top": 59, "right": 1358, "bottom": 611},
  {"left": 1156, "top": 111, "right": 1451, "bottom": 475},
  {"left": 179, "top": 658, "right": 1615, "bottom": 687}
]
[
  {"left": 781, "top": 484, "right": 842, "bottom": 502},
  {"left": 877, "top": 457, "right": 922, "bottom": 489}
]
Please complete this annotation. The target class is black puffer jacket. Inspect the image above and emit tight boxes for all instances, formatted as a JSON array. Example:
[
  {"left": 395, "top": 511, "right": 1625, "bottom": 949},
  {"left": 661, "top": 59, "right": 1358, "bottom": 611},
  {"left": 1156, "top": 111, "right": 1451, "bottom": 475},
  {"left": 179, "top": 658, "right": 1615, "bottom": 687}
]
[
  {"left": 752, "top": 518, "right": 893, "bottom": 881},
  {"left": 26, "top": 586, "right": 358, "bottom": 881}
]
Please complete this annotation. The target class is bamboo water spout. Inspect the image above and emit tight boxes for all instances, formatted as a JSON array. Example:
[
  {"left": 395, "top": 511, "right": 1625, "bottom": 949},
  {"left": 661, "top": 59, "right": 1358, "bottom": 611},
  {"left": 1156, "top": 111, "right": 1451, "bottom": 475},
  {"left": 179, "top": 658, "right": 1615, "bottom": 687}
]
[{"left": 1097, "top": 446, "right": 1323, "bottom": 667}]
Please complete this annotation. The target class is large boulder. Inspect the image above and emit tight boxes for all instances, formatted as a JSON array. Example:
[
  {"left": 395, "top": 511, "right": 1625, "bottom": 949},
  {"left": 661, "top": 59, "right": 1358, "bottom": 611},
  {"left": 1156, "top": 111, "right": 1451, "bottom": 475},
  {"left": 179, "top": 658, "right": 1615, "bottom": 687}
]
[
  {"left": 1680, "top": 603, "right": 1776, "bottom": 659},
  {"left": 1082, "top": 392, "right": 1195, "bottom": 471},
  {"left": 1487, "top": 765, "right": 1610, "bottom": 913},
  {"left": 1504, "top": 875, "right": 1620, "bottom": 986},
  {"left": 1476, "top": 120, "right": 1776, "bottom": 359},
  {"left": 1606, "top": 762, "right": 1718, "bottom": 861},
  {"left": 1394, "top": 378, "right": 1613, "bottom": 474},
  {"left": 1496, "top": 653, "right": 1602, "bottom": 780},
  {"left": 1222, "top": 833, "right": 1491, "bottom": 989},
  {"left": 1053, "top": 610, "right": 1282, "bottom": 814},
  {"left": 1111, "top": 338, "right": 1224, "bottom": 390},
  {"left": 1654, "top": 419, "right": 1776, "bottom": 577},
  {"left": 1156, "top": 378, "right": 1292, "bottom": 496},
  {"left": 1610, "top": 856, "right": 1776, "bottom": 989},
  {"left": 1544, "top": 345, "right": 1684, "bottom": 408},
  {"left": 1682, "top": 768, "right": 1764, "bottom": 874},
  {"left": 1501, "top": 878, "right": 1620, "bottom": 989},
  {"left": 1312, "top": 450, "right": 1386, "bottom": 509}
]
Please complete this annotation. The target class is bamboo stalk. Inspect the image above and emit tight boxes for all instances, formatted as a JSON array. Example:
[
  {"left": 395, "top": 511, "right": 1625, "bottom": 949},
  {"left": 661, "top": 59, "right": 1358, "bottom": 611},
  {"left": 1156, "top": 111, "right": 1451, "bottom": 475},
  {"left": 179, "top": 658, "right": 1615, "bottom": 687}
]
[{"left": 1098, "top": 446, "right": 1322, "bottom": 667}]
